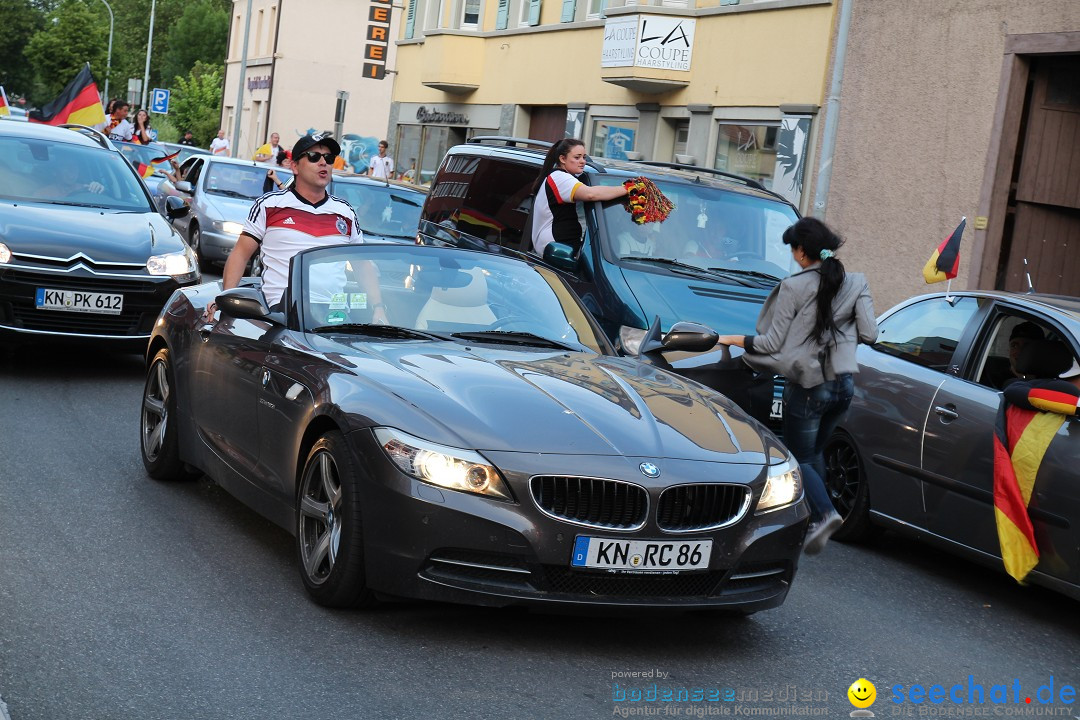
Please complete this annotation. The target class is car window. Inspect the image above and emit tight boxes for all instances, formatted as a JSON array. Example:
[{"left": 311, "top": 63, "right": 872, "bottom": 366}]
[
  {"left": 422, "top": 157, "right": 536, "bottom": 250},
  {"left": 331, "top": 181, "right": 424, "bottom": 240},
  {"left": 117, "top": 143, "right": 171, "bottom": 177},
  {"left": 298, "top": 246, "right": 610, "bottom": 353},
  {"left": 204, "top": 161, "right": 278, "bottom": 199},
  {"left": 0, "top": 136, "right": 150, "bottom": 211},
  {"left": 970, "top": 314, "right": 1070, "bottom": 390},
  {"left": 595, "top": 177, "right": 800, "bottom": 281},
  {"left": 874, "top": 297, "right": 979, "bottom": 370},
  {"left": 182, "top": 158, "right": 203, "bottom": 186}
]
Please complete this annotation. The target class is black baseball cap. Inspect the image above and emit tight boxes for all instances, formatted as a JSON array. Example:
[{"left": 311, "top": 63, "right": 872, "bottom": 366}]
[{"left": 291, "top": 132, "right": 341, "bottom": 159}]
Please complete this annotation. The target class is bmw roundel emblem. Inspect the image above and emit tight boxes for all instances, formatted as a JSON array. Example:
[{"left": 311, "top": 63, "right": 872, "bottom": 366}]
[{"left": 639, "top": 462, "right": 660, "bottom": 478}]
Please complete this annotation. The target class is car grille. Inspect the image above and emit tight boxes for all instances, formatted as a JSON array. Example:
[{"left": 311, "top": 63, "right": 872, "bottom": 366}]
[
  {"left": 0, "top": 268, "right": 164, "bottom": 337},
  {"left": 530, "top": 476, "right": 648, "bottom": 530},
  {"left": 542, "top": 567, "right": 726, "bottom": 598},
  {"left": 656, "top": 484, "right": 750, "bottom": 532}
]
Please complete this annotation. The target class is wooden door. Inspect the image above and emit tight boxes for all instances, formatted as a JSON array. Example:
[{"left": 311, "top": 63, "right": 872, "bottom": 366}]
[
  {"left": 528, "top": 106, "right": 570, "bottom": 144},
  {"left": 1003, "top": 56, "right": 1080, "bottom": 295}
]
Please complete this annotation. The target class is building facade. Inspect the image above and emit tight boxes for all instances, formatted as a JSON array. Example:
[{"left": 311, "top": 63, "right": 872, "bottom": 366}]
[
  {"left": 390, "top": 0, "right": 836, "bottom": 212},
  {"left": 819, "top": 1, "right": 1080, "bottom": 308},
  {"left": 222, "top": 0, "right": 400, "bottom": 169}
]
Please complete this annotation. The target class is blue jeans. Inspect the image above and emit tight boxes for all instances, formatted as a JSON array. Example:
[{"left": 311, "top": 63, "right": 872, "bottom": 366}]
[{"left": 783, "top": 374, "right": 854, "bottom": 520}]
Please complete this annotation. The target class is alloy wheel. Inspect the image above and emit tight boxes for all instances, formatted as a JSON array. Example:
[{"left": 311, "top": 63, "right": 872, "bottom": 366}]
[
  {"left": 141, "top": 360, "right": 170, "bottom": 463},
  {"left": 824, "top": 438, "right": 861, "bottom": 518},
  {"left": 298, "top": 450, "right": 344, "bottom": 585}
]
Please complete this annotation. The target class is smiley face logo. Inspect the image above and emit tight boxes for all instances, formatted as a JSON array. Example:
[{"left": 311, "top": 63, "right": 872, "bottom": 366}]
[{"left": 848, "top": 678, "right": 876, "bottom": 709}]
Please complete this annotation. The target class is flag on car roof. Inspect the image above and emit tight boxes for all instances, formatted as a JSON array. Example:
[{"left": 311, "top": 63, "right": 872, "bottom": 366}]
[
  {"left": 0, "top": 86, "right": 10, "bottom": 117},
  {"left": 992, "top": 400, "right": 1065, "bottom": 583},
  {"left": 922, "top": 217, "right": 966, "bottom": 284},
  {"left": 28, "top": 63, "right": 105, "bottom": 127}
]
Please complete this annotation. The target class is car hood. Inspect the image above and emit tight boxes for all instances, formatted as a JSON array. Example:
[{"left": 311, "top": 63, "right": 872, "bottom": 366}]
[
  {"left": 200, "top": 193, "right": 255, "bottom": 223},
  {"left": 620, "top": 265, "right": 774, "bottom": 335},
  {"left": 322, "top": 339, "right": 771, "bottom": 463},
  {"left": 0, "top": 202, "right": 187, "bottom": 262}
]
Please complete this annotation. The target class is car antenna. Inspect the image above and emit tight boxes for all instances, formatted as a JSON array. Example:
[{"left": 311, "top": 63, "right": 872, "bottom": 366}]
[{"left": 1024, "top": 257, "right": 1034, "bottom": 294}]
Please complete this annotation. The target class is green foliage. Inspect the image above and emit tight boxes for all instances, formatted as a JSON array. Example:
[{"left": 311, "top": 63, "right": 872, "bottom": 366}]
[
  {"left": 0, "top": 0, "right": 46, "bottom": 98},
  {"left": 24, "top": 0, "right": 108, "bottom": 102},
  {"left": 160, "top": 0, "right": 228, "bottom": 86},
  {"left": 171, "top": 61, "right": 222, "bottom": 146}
]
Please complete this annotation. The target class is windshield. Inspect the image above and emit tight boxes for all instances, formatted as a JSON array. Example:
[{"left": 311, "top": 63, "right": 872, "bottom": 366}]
[
  {"left": 204, "top": 161, "right": 283, "bottom": 199},
  {"left": 117, "top": 142, "right": 172, "bottom": 177},
  {"left": 0, "top": 136, "right": 151, "bottom": 211},
  {"left": 298, "top": 246, "right": 610, "bottom": 354},
  {"left": 597, "top": 177, "right": 800, "bottom": 280},
  {"left": 331, "top": 181, "right": 424, "bottom": 239}
]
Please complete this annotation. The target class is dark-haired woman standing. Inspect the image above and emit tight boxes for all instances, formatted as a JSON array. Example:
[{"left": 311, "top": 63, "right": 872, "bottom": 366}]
[
  {"left": 716, "top": 217, "right": 877, "bottom": 554},
  {"left": 530, "top": 138, "right": 629, "bottom": 258}
]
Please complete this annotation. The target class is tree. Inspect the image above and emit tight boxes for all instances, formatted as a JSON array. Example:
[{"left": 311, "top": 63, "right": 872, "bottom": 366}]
[
  {"left": 171, "top": 61, "right": 222, "bottom": 146},
  {"left": 160, "top": 0, "right": 228, "bottom": 86},
  {"left": 0, "top": 0, "right": 46, "bottom": 98},
  {"left": 24, "top": 0, "right": 108, "bottom": 103}
]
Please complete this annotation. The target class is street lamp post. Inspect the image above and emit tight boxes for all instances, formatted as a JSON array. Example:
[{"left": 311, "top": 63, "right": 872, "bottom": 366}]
[
  {"left": 141, "top": 0, "right": 157, "bottom": 110},
  {"left": 96, "top": 0, "right": 113, "bottom": 105}
]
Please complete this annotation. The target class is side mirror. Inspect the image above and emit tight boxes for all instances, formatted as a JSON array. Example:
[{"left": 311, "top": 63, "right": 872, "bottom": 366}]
[
  {"left": 663, "top": 322, "right": 719, "bottom": 352},
  {"left": 175, "top": 181, "right": 193, "bottom": 194},
  {"left": 638, "top": 316, "right": 719, "bottom": 355},
  {"left": 216, "top": 287, "right": 275, "bottom": 321},
  {"left": 542, "top": 241, "right": 576, "bottom": 272},
  {"left": 165, "top": 195, "right": 189, "bottom": 219}
]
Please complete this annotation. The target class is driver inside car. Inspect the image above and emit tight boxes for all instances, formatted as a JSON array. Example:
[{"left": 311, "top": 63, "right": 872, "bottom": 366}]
[{"left": 38, "top": 155, "right": 105, "bottom": 199}]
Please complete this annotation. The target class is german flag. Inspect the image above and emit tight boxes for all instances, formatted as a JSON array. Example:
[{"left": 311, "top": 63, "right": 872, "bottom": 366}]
[
  {"left": 151, "top": 150, "right": 181, "bottom": 165},
  {"left": 0, "top": 86, "right": 10, "bottom": 117},
  {"left": 923, "top": 217, "right": 966, "bottom": 284},
  {"left": 28, "top": 63, "right": 105, "bottom": 127},
  {"left": 992, "top": 401, "right": 1066, "bottom": 583}
]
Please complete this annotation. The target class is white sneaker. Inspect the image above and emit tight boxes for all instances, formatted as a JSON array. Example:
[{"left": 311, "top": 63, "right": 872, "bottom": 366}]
[{"left": 803, "top": 512, "right": 843, "bottom": 555}]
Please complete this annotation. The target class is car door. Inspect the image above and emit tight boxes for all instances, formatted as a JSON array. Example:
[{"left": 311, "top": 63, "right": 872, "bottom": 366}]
[
  {"left": 191, "top": 314, "right": 274, "bottom": 477},
  {"left": 922, "top": 306, "right": 1080, "bottom": 582},
  {"left": 841, "top": 296, "right": 982, "bottom": 527}
]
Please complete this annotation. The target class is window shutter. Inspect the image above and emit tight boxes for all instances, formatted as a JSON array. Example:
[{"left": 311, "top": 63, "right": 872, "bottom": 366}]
[
  {"left": 496, "top": 0, "right": 509, "bottom": 29},
  {"left": 405, "top": 0, "right": 417, "bottom": 38},
  {"left": 560, "top": 0, "right": 575, "bottom": 22},
  {"left": 528, "top": 0, "right": 541, "bottom": 26}
]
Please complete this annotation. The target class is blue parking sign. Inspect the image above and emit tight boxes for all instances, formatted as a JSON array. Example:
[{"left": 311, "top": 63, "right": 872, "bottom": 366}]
[{"left": 150, "top": 88, "right": 170, "bottom": 115}]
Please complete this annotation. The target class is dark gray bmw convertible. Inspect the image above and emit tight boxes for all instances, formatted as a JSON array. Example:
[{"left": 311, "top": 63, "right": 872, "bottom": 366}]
[{"left": 139, "top": 244, "right": 808, "bottom": 612}]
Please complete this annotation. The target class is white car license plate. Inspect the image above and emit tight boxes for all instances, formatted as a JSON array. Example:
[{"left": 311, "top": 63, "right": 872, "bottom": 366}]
[
  {"left": 571, "top": 537, "right": 712, "bottom": 572},
  {"left": 35, "top": 288, "right": 124, "bottom": 315},
  {"left": 770, "top": 398, "right": 784, "bottom": 419}
]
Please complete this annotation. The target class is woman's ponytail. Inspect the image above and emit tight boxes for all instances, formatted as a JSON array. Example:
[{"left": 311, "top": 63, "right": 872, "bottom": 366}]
[{"left": 782, "top": 217, "right": 846, "bottom": 343}]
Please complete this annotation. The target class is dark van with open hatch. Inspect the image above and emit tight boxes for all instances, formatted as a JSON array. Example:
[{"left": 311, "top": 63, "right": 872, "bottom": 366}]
[{"left": 416, "top": 137, "right": 802, "bottom": 430}]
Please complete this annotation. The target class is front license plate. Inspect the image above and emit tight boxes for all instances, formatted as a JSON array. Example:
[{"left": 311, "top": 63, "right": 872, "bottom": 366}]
[
  {"left": 35, "top": 288, "right": 124, "bottom": 315},
  {"left": 571, "top": 537, "right": 712, "bottom": 573},
  {"left": 770, "top": 398, "right": 784, "bottom": 419}
]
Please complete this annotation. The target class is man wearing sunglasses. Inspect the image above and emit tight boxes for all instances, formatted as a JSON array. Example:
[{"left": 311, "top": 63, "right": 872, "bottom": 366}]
[{"left": 215, "top": 132, "right": 387, "bottom": 323}]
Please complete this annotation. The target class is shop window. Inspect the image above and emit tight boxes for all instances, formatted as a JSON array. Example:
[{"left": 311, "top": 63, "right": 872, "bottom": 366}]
[
  {"left": 590, "top": 119, "right": 638, "bottom": 160},
  {"left": 714, "top": 119, "right": 811, "bottom": 207}
]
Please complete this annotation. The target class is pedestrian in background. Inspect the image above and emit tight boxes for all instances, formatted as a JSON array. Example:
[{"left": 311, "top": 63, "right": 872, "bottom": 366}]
[
  {"left": 96, "top": 101, "right": 133, "bottom": 143},
  {"left": 715, "top": 217, "right": 877, "bottom": 555},
  {"left": 179, "top": 130, "right": 197, "bottom": 147},
  {"left": 367, "top": 140, "right": 394, "bottom": 179},
  {"left": 399, "top": 158, "right": 417, "bottom": 183},
  {"left": 210, "top": 130, "right": 230, "bottom": 156},
  {"left": 132, "top": 109, "right": 153, "bottom": 144},
  {"left": 254, "top": 132, "right": 281, "bottom": 163}
]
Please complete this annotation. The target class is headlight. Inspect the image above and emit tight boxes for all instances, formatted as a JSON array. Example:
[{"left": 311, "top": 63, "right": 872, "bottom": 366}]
[
  {"left": 147, "top": 246, "right": 198, "bottom": 277},
  {"left": 374, "top": 427, "right": 513, "bottom": 501},
  {"left": 0, "top": 243, "right": 10, "bottom": 264},
  {"left": 219, "top": 221, "right": 244, "bottom": 235},
  {"left": 755, "top": 456, "right": 802, "bottom": 513},
  {"left": 619, "top": 325, "right": 647, "bottom": 355}
]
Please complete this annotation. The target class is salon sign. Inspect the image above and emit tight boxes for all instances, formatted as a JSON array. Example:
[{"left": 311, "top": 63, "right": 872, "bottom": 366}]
[{"left": 601, "top": 15, "right": 696, "bottom": 71}]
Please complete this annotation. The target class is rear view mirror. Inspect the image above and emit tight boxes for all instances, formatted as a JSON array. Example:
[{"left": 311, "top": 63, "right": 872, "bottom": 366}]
[
  {"left": 637, "top": 316, "right": 719, "bottom": 355},
  {"left": 216, "top": 287, "right": 274, "bottom": 321},
  {"left": 175, "top": 181, "right": 193, "bottom": 194},
  {"left": 543, "top": 242, "right": 576, "bottom": 272},
  {"left": 165, "top": 195, "right": 189, "bottom": 219}
]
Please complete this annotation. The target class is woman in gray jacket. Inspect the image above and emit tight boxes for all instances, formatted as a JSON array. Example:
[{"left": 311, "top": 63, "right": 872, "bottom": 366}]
[{"left": 717, "top": 217, "right": 877, "bottom": 554}]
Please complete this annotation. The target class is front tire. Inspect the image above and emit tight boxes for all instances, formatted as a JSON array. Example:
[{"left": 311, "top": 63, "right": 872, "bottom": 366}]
[
  {"left": 296, "top": 432, "right": 376, "bottom": 608},
  {"left": 140, "top": 348, "right": 197, "bottom": 481},
  {"left": 189, "top": 223, "right": 211, "bottom": 272},
  {"left": 823, "top": 431, "right": 876, "bottom": 542}
]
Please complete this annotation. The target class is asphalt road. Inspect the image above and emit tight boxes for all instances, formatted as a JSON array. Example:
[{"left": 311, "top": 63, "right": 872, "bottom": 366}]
[{"left": 1, "top": 338, "right": 1078, "bottom": 720}]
